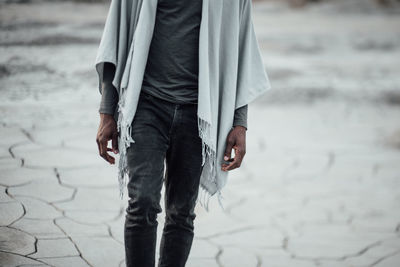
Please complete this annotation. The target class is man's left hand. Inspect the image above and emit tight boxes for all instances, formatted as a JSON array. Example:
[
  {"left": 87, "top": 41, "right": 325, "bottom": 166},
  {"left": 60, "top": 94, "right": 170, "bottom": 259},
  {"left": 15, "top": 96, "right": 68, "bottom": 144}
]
[{"left": 221, "top": 126, "right": 246, "bottom": 171}]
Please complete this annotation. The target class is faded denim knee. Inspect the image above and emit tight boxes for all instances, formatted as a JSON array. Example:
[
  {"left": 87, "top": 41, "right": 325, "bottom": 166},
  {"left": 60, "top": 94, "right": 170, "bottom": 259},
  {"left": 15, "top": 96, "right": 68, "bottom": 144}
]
[
  {"left": 125, "top": 191, "right": 162, "bottom": 230},
  {"left": 164, "top": 202, "right": 197, "bottom": 234}
]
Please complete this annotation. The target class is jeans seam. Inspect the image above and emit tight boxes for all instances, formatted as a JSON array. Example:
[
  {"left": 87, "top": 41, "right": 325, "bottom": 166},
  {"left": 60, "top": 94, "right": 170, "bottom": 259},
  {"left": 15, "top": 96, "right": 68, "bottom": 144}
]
[{"left": 168, "top": 104, "right": 179, "bottom": 139}]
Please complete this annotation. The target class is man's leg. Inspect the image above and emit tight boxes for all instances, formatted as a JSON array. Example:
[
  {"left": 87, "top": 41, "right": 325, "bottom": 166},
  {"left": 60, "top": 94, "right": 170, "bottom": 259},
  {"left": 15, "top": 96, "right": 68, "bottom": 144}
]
[
  {"left": 124, "top": 92, "right": 172, "bottom": 267},
  {"left": 158, "top": 103, "right": 203, "bottom": 267}
]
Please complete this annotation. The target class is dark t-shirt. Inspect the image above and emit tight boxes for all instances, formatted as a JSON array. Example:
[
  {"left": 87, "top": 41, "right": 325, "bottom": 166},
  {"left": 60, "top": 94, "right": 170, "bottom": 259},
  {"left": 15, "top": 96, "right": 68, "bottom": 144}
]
[
  {"left": 141, "top": 0, "right": 202, "bottom": 104},
  {"left": 99, "top": 0, "right": 248, "bottom": 129}
]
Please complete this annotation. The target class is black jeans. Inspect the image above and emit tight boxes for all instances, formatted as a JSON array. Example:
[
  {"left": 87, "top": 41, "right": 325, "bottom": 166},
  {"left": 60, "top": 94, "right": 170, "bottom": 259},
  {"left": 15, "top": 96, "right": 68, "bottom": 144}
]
[{"left": 124, "top": 90, "right": 203, "bottom": 267}]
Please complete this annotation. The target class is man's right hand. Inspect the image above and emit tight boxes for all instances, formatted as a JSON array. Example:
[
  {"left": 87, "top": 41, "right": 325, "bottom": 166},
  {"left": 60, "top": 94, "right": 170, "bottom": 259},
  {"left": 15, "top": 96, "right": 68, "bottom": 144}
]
[{"left": 96, "top": 113, "right": 119, "bottom": 164}]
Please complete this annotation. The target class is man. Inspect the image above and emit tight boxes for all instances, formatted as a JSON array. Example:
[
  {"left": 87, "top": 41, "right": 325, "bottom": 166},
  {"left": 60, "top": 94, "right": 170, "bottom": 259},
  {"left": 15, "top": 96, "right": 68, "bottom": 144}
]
[{"left": 95, "top": 0, "right": 271, "bottom": 266}]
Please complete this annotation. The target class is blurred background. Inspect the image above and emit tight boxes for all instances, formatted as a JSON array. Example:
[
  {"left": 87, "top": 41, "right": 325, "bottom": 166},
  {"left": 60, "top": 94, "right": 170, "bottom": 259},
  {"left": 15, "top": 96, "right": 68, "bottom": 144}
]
[{"left": 1, "top": 0, "right": 400, "bottom": 266}]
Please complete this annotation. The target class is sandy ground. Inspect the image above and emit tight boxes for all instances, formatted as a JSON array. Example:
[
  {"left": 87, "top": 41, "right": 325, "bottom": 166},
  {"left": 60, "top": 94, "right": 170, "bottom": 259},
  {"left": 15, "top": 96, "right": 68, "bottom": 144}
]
[{"left": 1, "top": 0, "right": 400, "bottom": 266}]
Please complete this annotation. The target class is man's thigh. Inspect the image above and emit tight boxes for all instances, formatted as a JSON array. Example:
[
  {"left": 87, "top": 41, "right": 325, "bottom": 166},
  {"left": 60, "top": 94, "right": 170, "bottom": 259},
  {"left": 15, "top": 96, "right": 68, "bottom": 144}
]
[
  {"left": 164, "top": 104, "right": 203, "bottom": 215},
  {"left": 125, "top": 92, "right": 172, "bottom": 215}
]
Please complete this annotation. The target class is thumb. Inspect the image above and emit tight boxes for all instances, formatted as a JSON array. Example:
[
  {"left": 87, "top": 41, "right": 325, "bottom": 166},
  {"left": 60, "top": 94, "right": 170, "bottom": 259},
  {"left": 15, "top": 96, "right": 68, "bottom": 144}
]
[
  {"left": 112, "top": 132, "right": 119, "bottom": 154},
  {"left": 224, "top": 138, "right": 234, "bottom": 161}
]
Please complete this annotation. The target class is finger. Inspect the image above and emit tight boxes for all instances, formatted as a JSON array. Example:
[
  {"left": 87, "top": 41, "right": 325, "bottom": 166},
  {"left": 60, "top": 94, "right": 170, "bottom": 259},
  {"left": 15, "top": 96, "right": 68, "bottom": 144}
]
[
  {"left": 222, "top": 157, "right": 239, "bottom": 171},
  {"left": 96, "top": 138, "right": 101, "bottom": 156},
  {"left": 222, "top": 157, "right": 234, "bottom": 163},
  {"left": 224, "top": 138, "right": 235, "bottom": 162},
  {"left": 106, "top": 147, "right": 118, "bottom": 161},
  {"left": 112, "top": 132, "right": 119, "bottom": 154},
  {"left": 104, "top": 140, "right": 116, "bottom": 164},
  {"left": 223, "top": 146, "right": 242, "bottom": 171},
  {"left": 108, "top": 154, "right": 115, "bottom": 164},
  {"left": 222, "top": 155, "right": 238, "bottom": 171},
  {"left": 221, "top": 163, "right": 231, "bottom": 170},
  {"left": 103, "top": 149, "right": 115, "bottom": 164},
  {"left": 221, "top": 158, "right": 233, "bottom": 168},
  {"left": 99, "top": 140, "right": 107, "bottom": 161},
  {"left": 100, "top": 140, "right": 115, "bottom": 164},
  {"left": 234, "top": 144, "right": 245, "bottom": 166}
]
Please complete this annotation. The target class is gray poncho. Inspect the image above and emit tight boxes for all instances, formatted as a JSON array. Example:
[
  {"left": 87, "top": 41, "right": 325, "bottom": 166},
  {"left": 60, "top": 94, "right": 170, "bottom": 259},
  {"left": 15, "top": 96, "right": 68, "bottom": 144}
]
[{"left": 95, "top": 0, "right": 272, "bottom": 211}]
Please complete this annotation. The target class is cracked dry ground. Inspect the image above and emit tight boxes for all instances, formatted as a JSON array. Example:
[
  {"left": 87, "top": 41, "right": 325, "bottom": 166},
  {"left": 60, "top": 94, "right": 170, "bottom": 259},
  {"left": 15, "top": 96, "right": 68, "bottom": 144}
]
[{"left": 1, "top": 0, "right": 400, "bottom": 267}]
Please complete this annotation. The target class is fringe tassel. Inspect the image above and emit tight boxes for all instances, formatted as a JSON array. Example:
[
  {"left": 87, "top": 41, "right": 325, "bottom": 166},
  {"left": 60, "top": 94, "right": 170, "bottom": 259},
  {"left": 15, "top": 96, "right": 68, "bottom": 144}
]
[
  {"left": 196, "top": 181, "right": 226, "bottom": 212},
  {"left": 197, "top": 184, "right": 211, "bottom": 212},
  {"left": 217, "top": 189, "right": 225, "bottom": 211},
  {"left": 196, "top": 116, "right": 226, "bottom": 212},
  {"left": 116, "top": 88, "right": 135, "bottom": 200},
  {"left": 197, "top": 117, "right": 216, "bottom": 182}
]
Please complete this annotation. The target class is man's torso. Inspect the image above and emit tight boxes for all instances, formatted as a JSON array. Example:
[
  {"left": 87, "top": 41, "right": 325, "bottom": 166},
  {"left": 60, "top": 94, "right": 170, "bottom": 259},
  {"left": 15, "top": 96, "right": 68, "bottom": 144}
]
[{"left": 141, "top": 0, "right": 203, "bottom": 105}]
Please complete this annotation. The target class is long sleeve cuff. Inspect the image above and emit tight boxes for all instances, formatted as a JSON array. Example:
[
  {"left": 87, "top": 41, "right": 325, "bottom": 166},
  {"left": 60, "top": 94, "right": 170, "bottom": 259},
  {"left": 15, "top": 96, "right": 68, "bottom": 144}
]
[
  {"left": 99, "top": 82, "right": 118, "bottom": 115},
  {"left": 233, "top": 104, "right": 248, "bottom": 130},
  {"left": 98, "top": 62, "right": 118, "bottom": 115}
]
